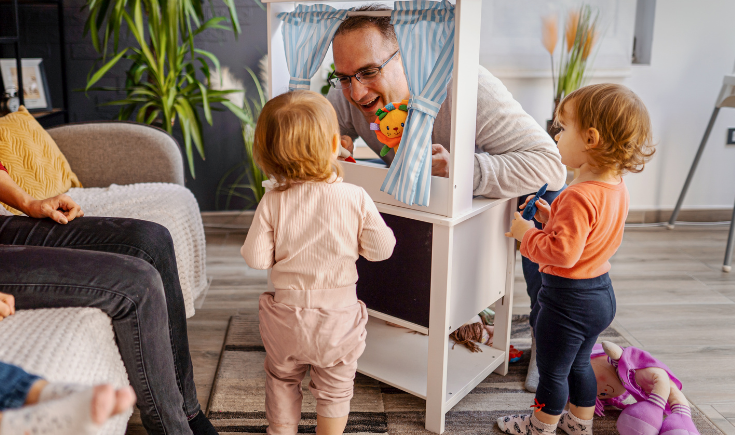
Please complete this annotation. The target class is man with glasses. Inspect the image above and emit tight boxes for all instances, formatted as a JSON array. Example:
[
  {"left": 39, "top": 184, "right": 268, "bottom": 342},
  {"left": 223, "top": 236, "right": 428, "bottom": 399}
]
[{"left": 326, "top": 5, "right": 567, "bottom": 393}]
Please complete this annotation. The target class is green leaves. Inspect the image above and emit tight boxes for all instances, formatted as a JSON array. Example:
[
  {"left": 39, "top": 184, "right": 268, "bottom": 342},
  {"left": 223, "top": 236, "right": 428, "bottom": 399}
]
[
  {"left": 216, "top": 69, "right": 268, "bottom": 210},
  {"left": 86, "top": 49, "right": 128, "bottom": 90},
  {"left": 84, "top": 0, "right": 242, "bottom": 63},
  {"left": 83, "top": 0, "right": 251, "bottom": 178},
  {"left": 554, "top": 4, "right": 600, "bottom": 101}
]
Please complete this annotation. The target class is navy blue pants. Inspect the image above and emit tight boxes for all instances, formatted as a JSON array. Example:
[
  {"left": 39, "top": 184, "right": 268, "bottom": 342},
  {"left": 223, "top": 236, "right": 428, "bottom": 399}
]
[{"left": 530, "top": 273, "right": 616, "bottom": 415}]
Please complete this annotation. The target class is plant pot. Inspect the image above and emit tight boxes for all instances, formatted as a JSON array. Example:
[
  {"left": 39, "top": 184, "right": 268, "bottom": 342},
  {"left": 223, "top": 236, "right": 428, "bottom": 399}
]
[{"left": 546, "top": 97, "right": 562, "bottom": 139}]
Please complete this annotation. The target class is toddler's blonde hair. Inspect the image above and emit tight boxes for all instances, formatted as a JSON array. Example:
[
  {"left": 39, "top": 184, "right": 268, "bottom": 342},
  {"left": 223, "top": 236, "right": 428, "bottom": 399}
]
[
  {"left": 556, "top": 83, "right": 655, "bottom": 175},
  {"left": 254, "top": 90, "right": 343, "bottom": 190}
]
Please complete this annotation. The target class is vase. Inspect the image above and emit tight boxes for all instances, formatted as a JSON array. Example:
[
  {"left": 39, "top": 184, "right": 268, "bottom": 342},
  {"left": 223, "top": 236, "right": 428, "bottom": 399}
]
[{"left": 546, "top": 97, "right": 562, "bottom": 139}]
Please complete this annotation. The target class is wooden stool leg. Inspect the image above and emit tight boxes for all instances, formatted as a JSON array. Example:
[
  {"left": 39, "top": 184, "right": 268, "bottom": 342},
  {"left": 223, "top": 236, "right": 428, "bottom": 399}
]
[{"left": 723, "top": 200, "right": 735, "bottom": 272}]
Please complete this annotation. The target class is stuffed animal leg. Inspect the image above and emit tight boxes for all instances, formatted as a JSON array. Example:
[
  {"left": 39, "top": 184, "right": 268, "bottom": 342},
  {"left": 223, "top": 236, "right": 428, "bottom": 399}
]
[
  {"left": 659, "top": 386, "right": 699, "bottom": 435},
  {"left": 617, "top": 394, "right": 667, "bottom": 435}
]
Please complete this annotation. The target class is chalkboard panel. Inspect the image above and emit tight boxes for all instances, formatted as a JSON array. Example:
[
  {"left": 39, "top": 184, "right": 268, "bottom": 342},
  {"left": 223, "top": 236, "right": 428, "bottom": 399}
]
[{"left": 356, "top": 213, "right": 433, "bottom": 328}]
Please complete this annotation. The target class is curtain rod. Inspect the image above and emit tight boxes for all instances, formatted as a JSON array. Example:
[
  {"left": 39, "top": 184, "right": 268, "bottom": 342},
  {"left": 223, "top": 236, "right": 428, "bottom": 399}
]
[{"left": 345, "top": 11, "right": 392, "bottom": 17}]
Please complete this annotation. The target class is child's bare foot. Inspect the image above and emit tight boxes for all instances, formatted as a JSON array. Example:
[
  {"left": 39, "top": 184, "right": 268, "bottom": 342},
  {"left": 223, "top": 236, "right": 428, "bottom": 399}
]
[
  {"left": 90, "top": 384, "right": 136, "bottom": 424},
  {"left": 0, "top": 384, "right": 136, "bottom": 435}
]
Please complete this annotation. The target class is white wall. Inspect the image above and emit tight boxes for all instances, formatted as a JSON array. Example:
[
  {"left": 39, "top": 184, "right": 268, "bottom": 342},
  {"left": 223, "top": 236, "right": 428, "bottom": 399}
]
[{"left": 495, "top": 0, "right": 735, "bottom": 210}]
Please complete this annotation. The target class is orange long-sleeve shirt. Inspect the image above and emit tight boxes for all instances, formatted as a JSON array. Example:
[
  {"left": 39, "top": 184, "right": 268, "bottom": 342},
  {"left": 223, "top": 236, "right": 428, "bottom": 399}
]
[{"left": 520, "top": 180, "right": 629, "bottom": 279}]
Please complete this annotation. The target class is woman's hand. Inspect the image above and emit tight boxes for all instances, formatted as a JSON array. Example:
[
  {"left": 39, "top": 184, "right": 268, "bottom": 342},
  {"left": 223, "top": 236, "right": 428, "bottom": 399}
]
[
  {"left": 25, "top": 194, "right": 84, "bottom": 224},
  {"left": 0, "top": 292, "right": 15, "bottom": 321},
  {"left": 519, "top": 197, "right": 551, "bottom": 224},
  {"left": 505, "top": 212, "right": 535, "bottom": 242}
]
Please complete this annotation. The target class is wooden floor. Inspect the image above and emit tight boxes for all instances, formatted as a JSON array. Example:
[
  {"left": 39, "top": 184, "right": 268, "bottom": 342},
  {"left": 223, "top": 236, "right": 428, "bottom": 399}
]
[{"left": 127, "top": 225, "right": 735, "bottom": 434}]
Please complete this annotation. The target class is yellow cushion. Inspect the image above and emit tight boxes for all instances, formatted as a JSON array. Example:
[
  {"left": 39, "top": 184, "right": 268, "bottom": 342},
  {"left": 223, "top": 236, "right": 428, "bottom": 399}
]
[{"left": 0, "top": 106, "right": 82, "bottom": 214}]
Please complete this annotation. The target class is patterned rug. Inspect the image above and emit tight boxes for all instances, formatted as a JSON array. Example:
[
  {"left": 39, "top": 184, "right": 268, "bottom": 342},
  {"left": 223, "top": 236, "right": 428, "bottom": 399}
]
[{"left": 206, "top": 315, "right": 724, "bottom": 435}]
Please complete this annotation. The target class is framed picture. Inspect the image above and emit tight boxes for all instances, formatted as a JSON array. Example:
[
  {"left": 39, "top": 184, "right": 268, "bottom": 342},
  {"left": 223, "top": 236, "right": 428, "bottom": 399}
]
[{"left": 0, "top": 58, "right": 52, "bottom": 111}]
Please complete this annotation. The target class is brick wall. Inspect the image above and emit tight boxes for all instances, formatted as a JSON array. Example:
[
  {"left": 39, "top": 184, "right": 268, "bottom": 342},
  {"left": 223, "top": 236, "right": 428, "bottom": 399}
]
[{"left": 1, "top": 0, "right": 268, "bottom": 211}]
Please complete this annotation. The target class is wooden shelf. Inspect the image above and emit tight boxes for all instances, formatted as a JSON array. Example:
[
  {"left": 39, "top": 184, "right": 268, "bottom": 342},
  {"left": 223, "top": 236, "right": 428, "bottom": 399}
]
[
  {"left": 0, "top": 0, "right": 61, "bottom": 5},
  {"left": 357, "top": 317, "right": 506, "bottom": 404},
  {"left": 31, "top": 108, "right": 64, "bottom": 119}
]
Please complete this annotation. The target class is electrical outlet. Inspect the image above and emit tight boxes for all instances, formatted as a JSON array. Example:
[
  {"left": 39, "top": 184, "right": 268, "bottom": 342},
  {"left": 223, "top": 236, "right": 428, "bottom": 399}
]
[{"left": 728, "top": 128, "right": 735, "bottom": 145}]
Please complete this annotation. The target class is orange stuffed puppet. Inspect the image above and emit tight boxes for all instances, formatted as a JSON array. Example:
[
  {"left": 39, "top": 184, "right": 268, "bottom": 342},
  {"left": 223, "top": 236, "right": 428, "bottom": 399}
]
[{"left": 370, "top": 99, "right": 409, "bottom": 157}]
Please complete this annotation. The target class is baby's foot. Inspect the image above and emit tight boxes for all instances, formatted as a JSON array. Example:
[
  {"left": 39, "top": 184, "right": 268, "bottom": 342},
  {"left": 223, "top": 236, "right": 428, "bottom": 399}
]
[
  {"left": 0, "top": 384, "right": 135, "bottom": 435},
  {"left": 559, "top": 411, "right": 593, "bottom": 435},
  {"left": 497, "top": 413, "right": 557, "bottom": 435},
  {"left": 38, "top": 382, "right": 89, "bottom": 403}
]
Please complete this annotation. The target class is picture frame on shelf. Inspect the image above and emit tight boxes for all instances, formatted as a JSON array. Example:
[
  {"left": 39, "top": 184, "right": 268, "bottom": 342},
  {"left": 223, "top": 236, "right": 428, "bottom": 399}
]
[{"left": 0, "top": 58, "right": 52, "bottom": 111}]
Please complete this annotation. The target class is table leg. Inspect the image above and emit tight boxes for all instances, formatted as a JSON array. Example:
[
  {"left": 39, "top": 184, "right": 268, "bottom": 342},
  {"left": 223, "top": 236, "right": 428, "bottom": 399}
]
[
  {"left": 493, "top": 198, "right": 517, "bottom": 375},
  {"left": 425, "top": 225, "right": 453, "bottom": 434}
]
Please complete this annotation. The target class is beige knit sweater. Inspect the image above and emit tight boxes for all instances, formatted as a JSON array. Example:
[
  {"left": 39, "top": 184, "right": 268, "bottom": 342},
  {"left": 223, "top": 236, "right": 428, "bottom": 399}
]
[{"left": 241, "top": 179, "right": 396, "bottom": 309}]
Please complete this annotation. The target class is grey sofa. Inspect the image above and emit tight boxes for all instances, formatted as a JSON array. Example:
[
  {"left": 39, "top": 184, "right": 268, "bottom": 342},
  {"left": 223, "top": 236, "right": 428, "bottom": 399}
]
[{"left": 0, "top": 121, "right": 207, "bottom": 435}]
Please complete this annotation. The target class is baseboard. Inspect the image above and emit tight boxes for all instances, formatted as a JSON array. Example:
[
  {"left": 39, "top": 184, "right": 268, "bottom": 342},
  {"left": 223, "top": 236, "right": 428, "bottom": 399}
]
[
  {"left": 200, "top": 211, "right": 254, "bottom": 232},
  {"left": 200, "top": 208, "right": 733, "bottom": 230},
  {"left": 626, "top": 208, "right": 733, "bottom": 224}
]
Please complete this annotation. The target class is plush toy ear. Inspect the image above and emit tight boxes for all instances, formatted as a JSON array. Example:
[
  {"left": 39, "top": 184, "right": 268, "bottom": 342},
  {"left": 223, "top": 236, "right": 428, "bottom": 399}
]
[{"left": 602, "top": 341, "right": 624, "bottom": 361}]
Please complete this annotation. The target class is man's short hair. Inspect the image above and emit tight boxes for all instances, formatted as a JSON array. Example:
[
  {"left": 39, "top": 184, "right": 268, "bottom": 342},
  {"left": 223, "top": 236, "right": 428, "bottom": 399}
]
[{"left": 334, "top": 4, "right": 398, "bottom": 48}]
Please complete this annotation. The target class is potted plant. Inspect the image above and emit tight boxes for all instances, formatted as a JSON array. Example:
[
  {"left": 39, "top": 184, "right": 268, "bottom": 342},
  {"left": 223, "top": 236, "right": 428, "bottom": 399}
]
[
  {"left": 213, "top": 66, "right": 268, "bottom": 210},
  {"left": 542, "top": 4, "right": 600, "bottom": 138},
  {"left": 82, "top": 0, "right": 255, "bottom": 178}
]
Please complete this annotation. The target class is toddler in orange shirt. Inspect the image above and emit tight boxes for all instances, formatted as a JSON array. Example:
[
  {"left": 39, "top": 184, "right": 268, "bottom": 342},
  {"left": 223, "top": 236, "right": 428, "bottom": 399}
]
[{"left": 498, "top": 84, "right": 655, "bottom": 435}]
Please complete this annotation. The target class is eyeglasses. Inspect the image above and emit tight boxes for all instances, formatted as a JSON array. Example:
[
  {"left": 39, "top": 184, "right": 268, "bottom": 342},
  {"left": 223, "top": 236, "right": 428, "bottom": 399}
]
[{"left": 328, "top": 50, "right": 399, "bottom": 89}]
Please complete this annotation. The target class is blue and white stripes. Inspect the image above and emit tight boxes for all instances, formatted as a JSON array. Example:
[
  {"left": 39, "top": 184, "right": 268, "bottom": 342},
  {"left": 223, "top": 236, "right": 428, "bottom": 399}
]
[
  {"left": 380, "top": 0, "right": 455, "bottom": 206},
  {"left": 277, "top": 5, "right": 347, "bottom": 91}
]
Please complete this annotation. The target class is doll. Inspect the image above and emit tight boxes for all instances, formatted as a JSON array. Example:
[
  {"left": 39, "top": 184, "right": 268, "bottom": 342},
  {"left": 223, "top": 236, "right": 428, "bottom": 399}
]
[
  {"left": 370, "top": 100, "right": 409, "bottom": 157},
  {"left": 590, "top": 342, "right": 699, "bottom": 435}
]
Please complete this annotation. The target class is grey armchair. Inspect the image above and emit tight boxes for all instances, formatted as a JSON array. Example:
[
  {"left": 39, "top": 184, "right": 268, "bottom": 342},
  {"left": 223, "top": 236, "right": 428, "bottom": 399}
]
[{"left": 47, "top": 121, "right": 185, "bottom": 187}]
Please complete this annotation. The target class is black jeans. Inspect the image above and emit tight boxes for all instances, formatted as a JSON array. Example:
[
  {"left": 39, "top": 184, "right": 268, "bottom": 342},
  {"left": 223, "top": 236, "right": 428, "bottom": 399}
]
[
  {"left": 0, "top": 215, "right": 199, "bottom": 435},
  {"left": 531, "top": 272, "right": 616, "bottom": 415}
]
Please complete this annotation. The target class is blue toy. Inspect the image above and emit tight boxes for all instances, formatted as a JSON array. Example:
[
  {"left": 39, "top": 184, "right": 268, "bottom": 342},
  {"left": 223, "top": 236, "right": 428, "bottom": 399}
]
[{"left": 521, "top": 183, "right": 548, "bottom": 221}]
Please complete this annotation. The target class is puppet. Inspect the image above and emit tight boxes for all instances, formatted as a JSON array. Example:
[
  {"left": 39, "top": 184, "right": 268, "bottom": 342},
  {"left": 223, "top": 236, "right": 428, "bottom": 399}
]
[{"left": 370, "top": 100, "right": 409, "bottom": 157}]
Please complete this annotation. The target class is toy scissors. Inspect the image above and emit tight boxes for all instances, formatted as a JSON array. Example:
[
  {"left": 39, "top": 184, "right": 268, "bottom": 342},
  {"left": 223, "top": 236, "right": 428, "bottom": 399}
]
[{"left": 521, "top": 183, "right": 548, "bottom": 221}]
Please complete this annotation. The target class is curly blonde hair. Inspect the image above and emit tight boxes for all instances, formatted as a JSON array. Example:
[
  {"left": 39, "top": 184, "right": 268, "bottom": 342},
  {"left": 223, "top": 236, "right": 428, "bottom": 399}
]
[
  {"left": 253, "top": 90, "right": 343, "bottom": 190},
  {"left": 556, "top": 83, "right": 655, "bottom": 175}
]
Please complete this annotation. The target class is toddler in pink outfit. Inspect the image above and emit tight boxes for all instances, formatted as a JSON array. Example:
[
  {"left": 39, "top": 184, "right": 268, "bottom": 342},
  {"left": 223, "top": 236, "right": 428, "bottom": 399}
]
[{"left": 241, "top": 90, "right": 396, "bottom": 435}]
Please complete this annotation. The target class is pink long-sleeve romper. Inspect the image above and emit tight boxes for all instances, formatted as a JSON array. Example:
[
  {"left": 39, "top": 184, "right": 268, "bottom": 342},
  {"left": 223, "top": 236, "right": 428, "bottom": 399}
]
[{"left": 241, "top": 179, "right": 396, "bottom": 435}]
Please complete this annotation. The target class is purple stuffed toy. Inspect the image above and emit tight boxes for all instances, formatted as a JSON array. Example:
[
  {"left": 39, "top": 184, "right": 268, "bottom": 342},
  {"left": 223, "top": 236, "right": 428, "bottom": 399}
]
[{"left": 590, "top": 342, "right": 699, "bottom": 435}]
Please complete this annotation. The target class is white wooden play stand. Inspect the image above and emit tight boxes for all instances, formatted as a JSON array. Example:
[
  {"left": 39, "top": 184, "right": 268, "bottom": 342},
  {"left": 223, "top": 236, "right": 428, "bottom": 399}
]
[{"left": 263, "top": 0, "right": 517, "bottom": 432}]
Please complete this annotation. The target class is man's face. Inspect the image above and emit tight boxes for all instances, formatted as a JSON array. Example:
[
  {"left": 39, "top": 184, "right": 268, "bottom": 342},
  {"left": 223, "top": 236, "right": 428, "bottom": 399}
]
[{"left": 332, "top": 26, "right": 411, "bottom": 124}]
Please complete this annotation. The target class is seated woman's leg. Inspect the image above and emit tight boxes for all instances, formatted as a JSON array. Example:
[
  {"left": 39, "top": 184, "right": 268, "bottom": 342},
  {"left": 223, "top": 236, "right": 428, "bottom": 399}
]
[
  {"left": 0, "top": 245, "right": 191, "bottom": 435},
  {"left": 0, "top": 215, "right": 200, "bottom": 419}
]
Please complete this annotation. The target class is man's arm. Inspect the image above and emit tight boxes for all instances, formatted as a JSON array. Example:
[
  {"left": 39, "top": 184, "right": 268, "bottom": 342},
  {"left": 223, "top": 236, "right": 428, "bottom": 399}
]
[
  {"left": 0, "top": 166, "right": 83, "bottom": 223},
  {"left": 471, "top": 70, "right": 566, "bottom": 197},
  {"left": 327, "top": 89, "right": 360, "bottom": 143}
]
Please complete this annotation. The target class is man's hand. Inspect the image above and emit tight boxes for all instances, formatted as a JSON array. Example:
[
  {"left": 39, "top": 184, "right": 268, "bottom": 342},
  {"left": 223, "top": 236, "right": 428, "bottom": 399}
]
[
  {"left": 25, "top": 194, "right": 84, "bottom": 224},
  {"left": 519, "top": 197, "right": 551, "bottom": 224},
  {"left": 505, "top": 212, "right": 535, "bottom": 242},
  {"left": 340, "top": 136, "right": 354, "bottom": 155},
  {"left": 431, "top": 144, "right": 449, "bottom": 178},
  {"left": 0, "top": 292, "right": 15, "bottom": 322}
]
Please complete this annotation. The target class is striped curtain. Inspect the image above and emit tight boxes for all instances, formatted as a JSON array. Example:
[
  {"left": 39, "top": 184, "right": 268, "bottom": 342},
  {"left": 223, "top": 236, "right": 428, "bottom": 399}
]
[
  {"left": 381, "top": 0, "right": 455, "bottom": 207},
  {"left": 277, "top": 5, "right": 347, "bottom": 91}
]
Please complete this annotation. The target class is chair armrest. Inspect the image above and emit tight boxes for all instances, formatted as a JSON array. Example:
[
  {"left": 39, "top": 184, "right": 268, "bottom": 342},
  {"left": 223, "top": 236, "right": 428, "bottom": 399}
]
[{"left": 47, "top": 121, "right": 185, "bottom": 187}]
